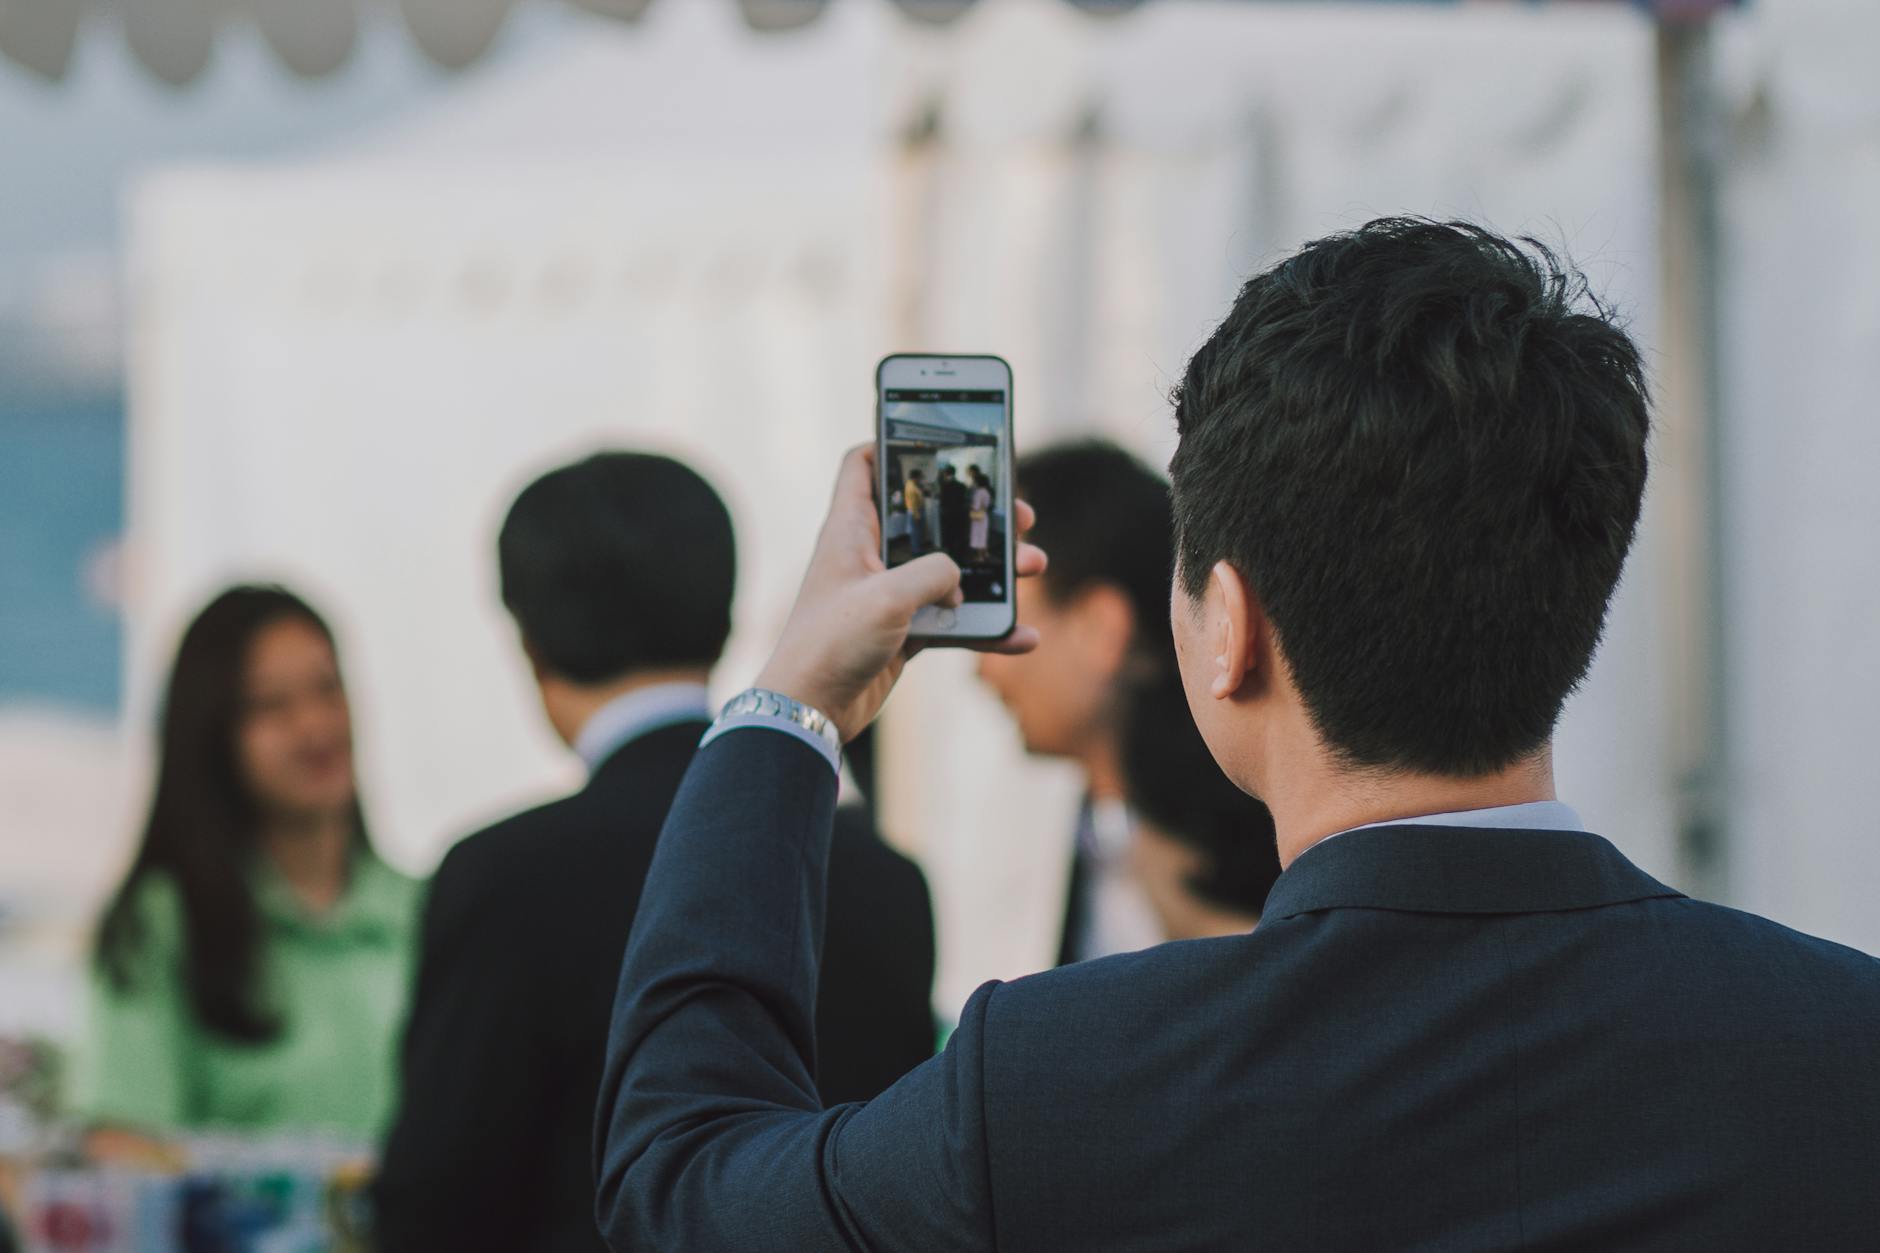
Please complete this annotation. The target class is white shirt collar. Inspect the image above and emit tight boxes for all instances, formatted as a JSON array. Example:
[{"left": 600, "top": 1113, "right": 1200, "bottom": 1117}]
[
  {"left": 1313, "top": 800, "right": 1585, "bottom": 849},
  {"left": 573, "top": 682, "right": 713, "bottom": 773}
]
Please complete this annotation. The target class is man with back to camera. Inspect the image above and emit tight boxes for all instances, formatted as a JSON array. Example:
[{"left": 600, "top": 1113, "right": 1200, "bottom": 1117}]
[
  {"left": 371, "top": 452, "right": 937, "bottom": 1253},
  {"left": 977, "top": 441, "right": 1174, "bottom": 964},
  {"left": 592, "top": 221, "right": 1880, "bottom": 1250}
]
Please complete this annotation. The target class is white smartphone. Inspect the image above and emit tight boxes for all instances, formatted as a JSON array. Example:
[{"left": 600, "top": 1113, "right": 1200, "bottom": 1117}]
[{"left": 876, "top": 353, "right": 1017, "bottom": 642}]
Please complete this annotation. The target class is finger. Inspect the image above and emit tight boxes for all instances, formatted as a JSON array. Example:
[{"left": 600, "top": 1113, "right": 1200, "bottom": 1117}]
[
  {"left": 876, "top": 551, "right": 962, "bottom": 617},
  {"left": 1015, "top": 542, "right": 1047, "bottom": 579},
  {"left": 962, "top": 624, "right": 1042, "bottom": 656},
  {"left": 822, "top": 444, "right": 886, "bottom": 564},
  {"left": 1014, "top": 498, "right": 1035, "bottom": 535},
  {"left": 828, "top": 444, "right": 878, "bottom": 521}
]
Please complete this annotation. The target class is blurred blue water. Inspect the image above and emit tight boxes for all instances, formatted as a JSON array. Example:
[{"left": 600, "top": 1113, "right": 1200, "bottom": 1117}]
[{"left": 0, "top": 397, "right": 122, "bottom": 712}]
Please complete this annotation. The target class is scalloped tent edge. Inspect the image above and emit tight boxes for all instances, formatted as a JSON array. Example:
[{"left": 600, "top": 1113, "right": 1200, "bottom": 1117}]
[{"left": 0, "top": 0, "right": 1733, "bottom": 87}]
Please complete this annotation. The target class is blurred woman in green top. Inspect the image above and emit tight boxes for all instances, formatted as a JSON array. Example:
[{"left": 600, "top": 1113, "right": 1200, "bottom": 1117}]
[{"left": 78, "top": 585, "right": 420, "bottom": 1145}]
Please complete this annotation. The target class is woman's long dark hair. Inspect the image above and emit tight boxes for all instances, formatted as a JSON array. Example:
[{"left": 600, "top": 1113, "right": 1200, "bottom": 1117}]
[{"left": 95, "top": 585, "right": 372, "bottom": 1043}]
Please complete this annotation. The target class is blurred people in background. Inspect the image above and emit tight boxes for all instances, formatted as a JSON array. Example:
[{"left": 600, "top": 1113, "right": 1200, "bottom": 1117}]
[
  {"left": 77, "top": 586, "right": 420, "bottom": 1149},
  {"left": 968, "top": 464, "right": 993, "bottom": 564},
  {"left": 904, "top": 467, "right": 928, "bottom": 556},
  {"left": 977, "top": 440, "right": 1173, "bottom": 965},
  {"left": 1119, "top": 672, "right": 1281, "bottom": 941},
  {"left": 938, "top": 464, "right": 969, "bottom": 563},
  {"left": 374, "top": 452, "right": 935, "bottom": 1253}
]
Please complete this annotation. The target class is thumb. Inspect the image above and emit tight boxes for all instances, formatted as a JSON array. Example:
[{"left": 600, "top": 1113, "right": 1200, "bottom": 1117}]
[{"left": 876, "top": 552, "right": 962, "bottom": 618}]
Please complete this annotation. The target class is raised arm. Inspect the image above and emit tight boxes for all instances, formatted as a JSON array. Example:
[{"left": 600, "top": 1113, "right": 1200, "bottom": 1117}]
[
  {"left": 592, "top": 726, "right": 1001, "bottom": 1251},
  {"left": 592, "top": 445, "right": 1046, "bottom": 1250}
]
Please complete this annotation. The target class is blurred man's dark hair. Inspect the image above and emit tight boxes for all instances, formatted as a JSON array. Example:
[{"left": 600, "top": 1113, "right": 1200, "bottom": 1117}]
[
  {"left": 498, "top": 452, "right": 736, "bottom": 683},
  {"left": 1120, "top": 671, "right": 1280, "bottom": 919},
  {"left": 1169, "top": 217, "right": 1649, "bottom": 776},
  {"left": 1016, "top": 440, "right": 1174, "bottom": 661}
]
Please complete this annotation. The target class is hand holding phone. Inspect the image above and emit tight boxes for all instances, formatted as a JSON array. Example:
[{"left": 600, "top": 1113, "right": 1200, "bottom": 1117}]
[
  {"left": 875, "top": 354, "right": 1017, "bottom": 641},
  {"left": 754, "top": 446, "right": 1044, "bottom": 743}
]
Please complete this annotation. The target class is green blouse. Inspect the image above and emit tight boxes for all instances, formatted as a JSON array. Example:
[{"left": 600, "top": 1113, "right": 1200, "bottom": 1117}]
[{"left": 72, "top": 854, "right": 422, "bottom": 1142}]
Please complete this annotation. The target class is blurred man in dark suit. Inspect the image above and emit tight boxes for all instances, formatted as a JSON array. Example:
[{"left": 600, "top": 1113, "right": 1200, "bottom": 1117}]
[
  {"left": 374, "top": 452, "right": 935, "bottom": 1253},
  {"left": 977, "top": 441, "right": 1174, "bottom": 964},
  {"left": 594, "top": 221, "right": 1880, "bottom": 1251}
]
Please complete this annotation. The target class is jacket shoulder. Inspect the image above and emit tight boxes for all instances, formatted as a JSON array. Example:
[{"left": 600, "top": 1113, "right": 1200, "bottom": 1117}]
[
  {"left": 1653, "top": 895, "right": 1880, "bottom": 986},
  {"left": 426, "top": 789, "right": 617, "bottom": 924},
  {"left": 981, "top": 936, "right": 1257, "bottom": 1057},
  {"left": 438, "top": 791, "right": 585, "bottom": 872}
]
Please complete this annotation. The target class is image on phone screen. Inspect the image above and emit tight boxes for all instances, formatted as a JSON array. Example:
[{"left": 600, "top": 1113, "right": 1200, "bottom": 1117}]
[{"left": 881, "top": 386, "right": 1009, "bottom": 605}]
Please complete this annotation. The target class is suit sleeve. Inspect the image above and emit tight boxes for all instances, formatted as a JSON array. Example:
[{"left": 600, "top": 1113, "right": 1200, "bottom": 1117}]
[
  {"left": 373, "top": 844, "right": 553, "bottom": 1253},
  {"left": 593, "top": 728, "right": 999, "bottom": 1252}
]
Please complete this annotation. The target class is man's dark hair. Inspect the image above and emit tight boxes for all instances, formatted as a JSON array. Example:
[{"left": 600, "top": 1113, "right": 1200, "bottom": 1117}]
[
  {"left": 1169, "top": 218, "right": 1650, "bottom": 777},
  {"left": 1121, "top": 671, "right": 1281, "bottom": 917},
  {"left": 499, "top": 451, "right": 735, "bottom": 684},
  {"left": 1016, "top": 440, "right": 1174, "bottom": 660}
]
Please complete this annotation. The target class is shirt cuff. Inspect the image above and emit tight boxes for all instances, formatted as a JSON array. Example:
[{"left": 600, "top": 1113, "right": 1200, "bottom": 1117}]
[{"left": 698, "top": 714, "right": 841, "bottom": 776}]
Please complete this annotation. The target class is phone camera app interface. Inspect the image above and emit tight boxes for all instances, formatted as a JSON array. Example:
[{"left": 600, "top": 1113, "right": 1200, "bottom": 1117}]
[{"left": 883, "top": 388, "right": 1008, "bottom": 603}]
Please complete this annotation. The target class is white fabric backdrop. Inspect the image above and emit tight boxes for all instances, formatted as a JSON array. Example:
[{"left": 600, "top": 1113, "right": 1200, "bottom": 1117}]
[{"left": 123, "top": 0, "right": 1880, "bottom": 1020}]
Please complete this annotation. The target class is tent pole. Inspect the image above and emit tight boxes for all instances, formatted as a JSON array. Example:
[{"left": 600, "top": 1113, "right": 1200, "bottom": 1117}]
[{"left": 1654, "top": 22, "right": 1730, "bottom": 901}]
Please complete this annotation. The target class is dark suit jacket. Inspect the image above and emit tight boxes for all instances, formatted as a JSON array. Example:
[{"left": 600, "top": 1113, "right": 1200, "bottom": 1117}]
[
  {"left": 375, "top": 721, "right": 935, "bottom": 1253},
  {"left": 1054, "top": 807, "right": 1091, "bottom": 966},
  {"left": 597, "top": 728, "right": 1880, "bottom": 1252}
]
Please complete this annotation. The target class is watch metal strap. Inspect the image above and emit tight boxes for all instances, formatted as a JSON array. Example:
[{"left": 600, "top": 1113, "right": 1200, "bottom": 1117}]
[{"left": 716, "top": 688, "right": 843, "bottom": 759}]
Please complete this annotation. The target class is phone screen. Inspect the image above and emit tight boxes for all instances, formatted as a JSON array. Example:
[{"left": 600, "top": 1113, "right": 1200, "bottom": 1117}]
[{"left": 881, "top": 386, "right": 1011, "bottom": 607}]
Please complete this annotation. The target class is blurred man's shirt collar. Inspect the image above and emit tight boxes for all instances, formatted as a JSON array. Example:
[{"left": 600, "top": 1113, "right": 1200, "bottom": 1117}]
[
  {"left": 575, "top": 682, "right": 713, "bottom": 772},
  {"left": 1068, "top": 796, "right": 1166, "bottom": 961}
]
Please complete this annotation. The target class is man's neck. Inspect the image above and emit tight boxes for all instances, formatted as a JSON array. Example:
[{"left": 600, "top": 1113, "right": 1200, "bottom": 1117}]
[
  {"left": 1081, "top": 735, "right": 1128, "bottom": 803},
  {"left": 1264, "top": 745, "right": 1558, "bottom": 870},
  {"left": 550, "top": 666, "right": 713, "bottom": 748}
]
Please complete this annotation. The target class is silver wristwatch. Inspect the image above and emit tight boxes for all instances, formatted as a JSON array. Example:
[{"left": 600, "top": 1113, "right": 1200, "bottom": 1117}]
[{"left": 715, "top": 688, "right": 843, "bottom": 759}]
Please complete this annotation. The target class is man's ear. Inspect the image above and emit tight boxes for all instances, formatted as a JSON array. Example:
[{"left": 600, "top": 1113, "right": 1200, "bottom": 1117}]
[
  {"left": 1207, "top": 560, "right": 1260, "bottom": 700},
  {"left": 519, "top": 634, "right": 550, "bottom": 684}
]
